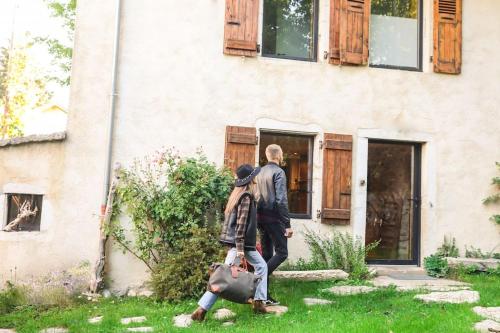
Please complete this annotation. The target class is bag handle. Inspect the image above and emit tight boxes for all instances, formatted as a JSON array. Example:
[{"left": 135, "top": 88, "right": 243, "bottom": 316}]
[{"left": 230, "top": 256, "right": 249, "bottom": 278}]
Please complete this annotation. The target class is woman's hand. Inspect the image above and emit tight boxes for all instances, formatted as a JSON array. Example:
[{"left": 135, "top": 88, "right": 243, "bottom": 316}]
[{"left": 237, "top": 251, "right": 245, "bottom": 258}]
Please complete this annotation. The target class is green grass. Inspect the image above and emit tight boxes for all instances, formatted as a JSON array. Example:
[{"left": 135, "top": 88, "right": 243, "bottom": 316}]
[{"left": 1, "top": 274, "right": 499, "bottom": 333}]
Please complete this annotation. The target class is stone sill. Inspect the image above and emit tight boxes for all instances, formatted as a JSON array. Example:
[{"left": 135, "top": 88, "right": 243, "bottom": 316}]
[
  {"left": 273, "top": 269, "right": 349, "bottom": 281},
  {"left": 0, "top": 132, "right": 67, "bottom": 148}
]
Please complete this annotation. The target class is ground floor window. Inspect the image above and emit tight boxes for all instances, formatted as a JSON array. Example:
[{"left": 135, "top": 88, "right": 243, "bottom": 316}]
[
  {"left": 259, "top": 131, "right": 313, "bottom": 218},
  {"left": 4, "top": 194, "right": 42, "bottom": 232}
]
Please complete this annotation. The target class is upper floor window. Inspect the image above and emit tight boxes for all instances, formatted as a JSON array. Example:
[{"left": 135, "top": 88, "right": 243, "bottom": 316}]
[
  {"left": 370, "top": 0, "right": 422, "bottom": 71},
  {"left": 262, "top": 0, "right": 318, "bottom": 61}
]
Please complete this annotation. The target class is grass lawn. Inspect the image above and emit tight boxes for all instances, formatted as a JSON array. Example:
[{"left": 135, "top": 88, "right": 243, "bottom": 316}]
[{"left": 1, "top": 274, "right": 498, "bottom": 333}]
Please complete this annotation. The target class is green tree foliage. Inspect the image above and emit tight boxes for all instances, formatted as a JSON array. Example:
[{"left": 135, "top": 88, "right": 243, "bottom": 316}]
[
  {"left": 372, "top": 0, "right": 418, "bottom": 18},
  {"left": 483, "top": 162, "right": 500, "bottom": 225},
  {"left": 0, "top": 43, "right": 52, "bottom": 139},
  {"left": 35, "top": 0, "right": 77, "bottom": 86}
]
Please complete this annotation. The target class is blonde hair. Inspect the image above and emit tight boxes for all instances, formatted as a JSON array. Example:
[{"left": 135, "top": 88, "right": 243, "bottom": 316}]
[
  {"left": 265, "top": 144, "right": 283, "bottom": 162},
  {"left": 224, "top": 181, "right": 259, "bottom": 215}
]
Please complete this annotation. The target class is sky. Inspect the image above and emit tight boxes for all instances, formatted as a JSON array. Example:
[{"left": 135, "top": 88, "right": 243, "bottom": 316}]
[{"left": 0, "top": 0, "right": 69, "bottom": 135}]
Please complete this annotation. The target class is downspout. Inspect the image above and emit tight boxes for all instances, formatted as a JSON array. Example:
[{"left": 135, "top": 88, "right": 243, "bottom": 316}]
[{"left": 101, "top": 0, "right": 122, "bottom": 214}]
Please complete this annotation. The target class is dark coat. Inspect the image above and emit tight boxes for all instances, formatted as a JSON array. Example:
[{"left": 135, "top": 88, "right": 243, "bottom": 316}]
[
  {"left": 256, "top": 162, "right": 291, "bottom": 228},
  {"left": 219, "top": 192, "right": 257, "bottom": 251}
]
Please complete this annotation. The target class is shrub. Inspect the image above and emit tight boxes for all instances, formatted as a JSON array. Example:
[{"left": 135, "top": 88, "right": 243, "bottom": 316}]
[
  {"left": 436, "top": 236, "right": 459, "bottom": 258},
  {"left": 109, "top": 148, "right": 233, "bottom": 300},
  {"left": 151, "top": 226, "right": 225, "bottom": 302},
  {"left": 465, "top": 246, "right": 500, "bottom": 260},
  {"left": 0, "top": 282, "right": 26, "bottom": 315},
  {"left": 424, "top": 254, "right": 449, "bottom": 278},
  {"left": 483, "top": 162, "right": 500, "bottom": 225},
  {"left": 301, "top": 230, "right": 379, "bottom": 280}
]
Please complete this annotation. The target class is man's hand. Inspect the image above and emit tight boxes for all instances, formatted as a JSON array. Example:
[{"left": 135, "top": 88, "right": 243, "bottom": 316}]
[
  {"left": 284, "top": 228, "right": 294, "bottom": 238},
  {"left": 237, "top": 251, "right": 245, "bottom": 258}
]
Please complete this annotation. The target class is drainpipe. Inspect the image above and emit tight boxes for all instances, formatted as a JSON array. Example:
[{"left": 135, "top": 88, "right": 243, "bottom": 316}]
[{"left": 101, "top": 0, "right": 122, "bottom": 215}]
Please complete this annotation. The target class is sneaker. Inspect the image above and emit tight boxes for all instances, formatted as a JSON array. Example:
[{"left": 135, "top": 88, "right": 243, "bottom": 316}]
[{"left": 265, "top": 296, "right": 280, "bottom": 306}]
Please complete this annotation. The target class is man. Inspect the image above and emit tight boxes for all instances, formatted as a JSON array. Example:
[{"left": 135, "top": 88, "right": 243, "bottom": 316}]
[{"left": 256, "top": 144, "right": 293, "bottom": 306}]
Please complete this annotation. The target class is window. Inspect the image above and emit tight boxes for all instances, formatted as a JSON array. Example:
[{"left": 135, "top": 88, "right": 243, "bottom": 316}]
[
  {"left": 262, "top": 0, "right": 318, "bottom": 61},
  {"left": 4, "top": 194, "right": 42, "bottom": 232},
  {"left": 259, "top": 132, "right": 313, "bottom": 218},
  {"left": 370, "top": 0, "right": 422, "bottom": 70}
]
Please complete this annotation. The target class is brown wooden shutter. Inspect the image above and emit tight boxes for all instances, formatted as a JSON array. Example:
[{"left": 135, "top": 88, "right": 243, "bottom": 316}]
[
  {"left": 330, "top": 0, "right": 370, "bottom": 65},
  {"left": 321, "top": 133, "right": 353, "bottom": 225},
  {"left": 223, "top": 0, "right": 260, "bottom": 57},
  {"left": 224, "top": 126, "right": 258, "bottom": 174},
  {"left": 433, "top": 0, "right": 462, "bottom": 74}
]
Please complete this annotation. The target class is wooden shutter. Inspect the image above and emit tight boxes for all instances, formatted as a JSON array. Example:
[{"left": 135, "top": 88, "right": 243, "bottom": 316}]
[
  {"left": 321, "top": 134, "right": 353, "bottom": 225},
  {"left": 223, "top": 0, "right": 260, "bottom": 57},
  {"left": 224, "top": 126, "right": 258, "bottom": 174},
  {"left": 433, "top": 0, "right": 462, "bottom": 74},
  {"left": 330, "top": 0, "right": 370, "bottom": 65}
]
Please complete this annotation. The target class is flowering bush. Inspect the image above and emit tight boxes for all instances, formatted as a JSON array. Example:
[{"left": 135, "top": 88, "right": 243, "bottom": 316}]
[{"left": 108, "top": 148, "right": 233, "bottom": 299}]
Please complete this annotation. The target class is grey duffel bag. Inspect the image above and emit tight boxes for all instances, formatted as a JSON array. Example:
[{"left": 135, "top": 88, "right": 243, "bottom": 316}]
[{"left": 207, "top": 260, "right": 261, "bottom": 304}]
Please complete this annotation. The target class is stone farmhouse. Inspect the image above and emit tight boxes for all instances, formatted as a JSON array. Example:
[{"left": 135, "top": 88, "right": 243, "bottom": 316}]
[{"left": 1, "top": 0, "right": 499, "bottom": 291}]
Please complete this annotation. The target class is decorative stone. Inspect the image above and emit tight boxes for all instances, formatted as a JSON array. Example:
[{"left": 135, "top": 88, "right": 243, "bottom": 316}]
[
  {"left": 214, "top": 308, "right": 236, "bottom": 320},
  {"left": 0, "top": 329, "right": 16, "bottom": 333},
  {"left": 138, "top": 290, "right": 154, "bottom": 297},
  {"left": 222, "top": 321, "right": 235, "bottom": 326},
  {"left": 473, "top": 306, "right": 500, "bottom": 322},
  {"left": 102, "top": 289, "right": 112, "bottom": 298},
  {"left": 372, "top": 275, "right": 471, "bottom": 292},
  {"left": 121, "top": 316, "right": 147, "bottom": 325},
  {"left": 39, "top": 329, "right": 68, "bottom": 333},
  {"left": 126, "top": 328, "right": 153, "bottom": 332},
  {"left": 474, "top": 320, "right": 500, "bottom": 333},
  {"left": 303, "top": 298, "right": 333, "bottom": 306},
  {"left": 447, "top": 257, "right": 500, "bottom": 272},
  {"left": 414, "top": 290, "right": 480, "bottom": 304},
  {"left": 173, "top": 314, "right": 193, "bottom": 328},
  {"left": 323, "top": 286, "right": 377, "bottom": 295},
  {"left": 88, "top": 316, "right": 103, "bottom": 324},
  {"left": 265, "top": 305, "right": 288, "bottom": 316},
  {"left": 127, "top": 289, "right": 138, "bottom": 297},
  {"left": 273, "top": 270, "right": 348, "bottom": 281}
]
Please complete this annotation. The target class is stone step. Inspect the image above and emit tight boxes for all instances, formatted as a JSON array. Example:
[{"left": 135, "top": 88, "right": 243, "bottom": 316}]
[
  {"left": 414, "top": 290, "right": 480, "bottom": 304},
  {"left": 273, "top": 269, "right": 348, "bottom": 281},
  {"left": 121, "top": 316, "right": 147, "bottom": 325}
]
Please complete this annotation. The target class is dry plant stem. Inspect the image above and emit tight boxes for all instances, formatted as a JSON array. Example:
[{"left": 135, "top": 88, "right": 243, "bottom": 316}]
[
  {"left": 90, "top": 164, "right": 121, "bottom": 293},
  {"left": 3, "top": 201, "right": 38, "bottom": 232}
]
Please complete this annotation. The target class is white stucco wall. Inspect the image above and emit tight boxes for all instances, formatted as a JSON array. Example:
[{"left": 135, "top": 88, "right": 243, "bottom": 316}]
[{"left": 1, "top": 0, "right": 499, "bottom": 290}]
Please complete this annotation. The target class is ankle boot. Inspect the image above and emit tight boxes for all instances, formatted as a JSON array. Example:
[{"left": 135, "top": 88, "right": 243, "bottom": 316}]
[
  {"left": 191, "top": 307, "right": 207, "bottom": 321},
  {"left": 252, "top": 300, "right": 268, "bottom": 314}
]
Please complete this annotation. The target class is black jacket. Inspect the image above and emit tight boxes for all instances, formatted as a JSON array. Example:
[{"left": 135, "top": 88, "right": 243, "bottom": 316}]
[
  {"left": 256, "top": 162, "right": 291, "bottom": 228},
  {"left": 219, "top": 192, "right": 257, "bottom": 251}
]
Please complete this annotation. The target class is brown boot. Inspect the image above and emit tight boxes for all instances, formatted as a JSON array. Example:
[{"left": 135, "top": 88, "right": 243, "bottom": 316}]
[
  {"left": 252, "top": 300, "right": 268, "bottom": 314},
  {"left": 191, "top": 307, "right": 207, "bottom": 321}
]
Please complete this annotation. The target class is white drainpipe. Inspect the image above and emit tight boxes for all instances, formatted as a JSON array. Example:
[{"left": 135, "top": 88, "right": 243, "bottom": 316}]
[{"left": 101, "top": 0, "right": 122, "bottom": 214}]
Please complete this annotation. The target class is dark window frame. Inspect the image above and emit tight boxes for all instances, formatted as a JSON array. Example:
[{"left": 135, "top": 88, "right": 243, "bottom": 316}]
[
  {"left": 261, "top": 0, "right": 320, "bottom": 63},
  {"left": 4, "top": 193, "right": 43, "bottom": 232},
  {"left": 259, "top": 130, "right": 314, "bottom": 220},
  {"left": 369, "top": 0, "right": 424, "bottom": 72}
]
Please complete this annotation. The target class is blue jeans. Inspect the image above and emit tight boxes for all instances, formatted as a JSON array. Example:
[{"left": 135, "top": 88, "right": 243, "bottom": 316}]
[{"left": 198, "top": 247, "right": 268, "bottom": 311}]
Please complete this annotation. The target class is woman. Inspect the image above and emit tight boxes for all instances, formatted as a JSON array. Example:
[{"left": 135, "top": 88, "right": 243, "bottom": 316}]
[{"left": 191, "top": 164, "right": 268, "bottom": 321}]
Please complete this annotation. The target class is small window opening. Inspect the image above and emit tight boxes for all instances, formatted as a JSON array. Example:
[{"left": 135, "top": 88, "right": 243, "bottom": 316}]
[{"left": 4, "top": 194, "right": 42, "bottom": 232}]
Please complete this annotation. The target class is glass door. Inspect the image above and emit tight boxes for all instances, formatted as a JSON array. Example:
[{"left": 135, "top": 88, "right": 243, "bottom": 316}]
[{"left": 365, "top": 140, "right": 421, "bottom": 265}]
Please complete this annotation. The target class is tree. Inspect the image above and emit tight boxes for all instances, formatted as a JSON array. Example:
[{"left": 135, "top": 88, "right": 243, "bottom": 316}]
[
  {"left": 0, "top": 43, "right": 53, "bottom": 139},
  {"left": 35, "top": 0, "right": 77, "bottom": 86}
]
